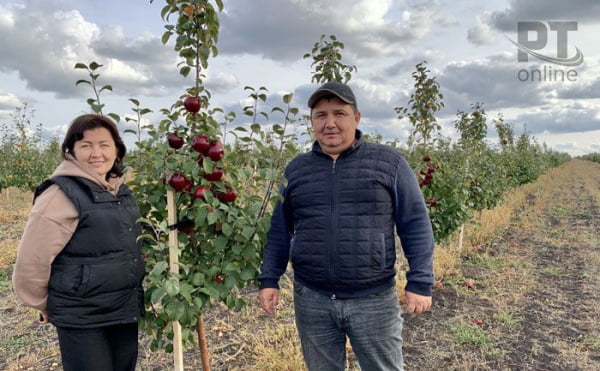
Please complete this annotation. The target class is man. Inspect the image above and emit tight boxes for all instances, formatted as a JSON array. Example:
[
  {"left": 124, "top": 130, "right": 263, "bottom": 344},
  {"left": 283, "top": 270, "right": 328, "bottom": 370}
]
[{"left": 258, "top": 81, "right": 434, "bottom": 371}]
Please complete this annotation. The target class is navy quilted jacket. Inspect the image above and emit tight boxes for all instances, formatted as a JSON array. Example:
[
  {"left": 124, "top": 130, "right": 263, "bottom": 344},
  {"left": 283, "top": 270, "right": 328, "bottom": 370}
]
[{"left": 259, "top": 130, "right": 434, "bottom": 298}]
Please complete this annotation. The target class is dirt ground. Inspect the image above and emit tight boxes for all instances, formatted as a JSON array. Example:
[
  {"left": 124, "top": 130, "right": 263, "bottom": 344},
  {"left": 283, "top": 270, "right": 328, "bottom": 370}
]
[
  {"left": 1, "top": 160, "right": 599, "bottom": 370},
  {"left": 403, "top": 161, "right": 600, "bottom": 370}
]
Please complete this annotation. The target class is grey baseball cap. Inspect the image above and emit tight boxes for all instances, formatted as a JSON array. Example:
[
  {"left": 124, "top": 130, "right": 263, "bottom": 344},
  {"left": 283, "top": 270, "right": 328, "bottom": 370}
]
[{"left": 307, "top": 81, "right": 357, "bottom": 109}]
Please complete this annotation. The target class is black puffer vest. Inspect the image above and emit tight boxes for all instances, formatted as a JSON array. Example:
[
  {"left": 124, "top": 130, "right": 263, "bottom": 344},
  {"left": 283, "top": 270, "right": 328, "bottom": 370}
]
[
  {"left": 38, "top": 176, "right": 145, "bottom": 328},
  {"left": 286, "top": 135, "right": 403, "bottom": 298}
]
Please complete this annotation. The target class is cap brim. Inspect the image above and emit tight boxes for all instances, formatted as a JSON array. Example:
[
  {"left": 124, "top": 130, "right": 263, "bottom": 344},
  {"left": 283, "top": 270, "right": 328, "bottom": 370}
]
[{"left": 308, "top": 89, "right": 354, "bottom": 108}]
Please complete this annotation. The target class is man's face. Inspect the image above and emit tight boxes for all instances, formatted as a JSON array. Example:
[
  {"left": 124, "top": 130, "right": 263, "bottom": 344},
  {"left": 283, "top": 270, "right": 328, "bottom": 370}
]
[{"left": 310, "top": 97, "right": 360, "bottom": 159}]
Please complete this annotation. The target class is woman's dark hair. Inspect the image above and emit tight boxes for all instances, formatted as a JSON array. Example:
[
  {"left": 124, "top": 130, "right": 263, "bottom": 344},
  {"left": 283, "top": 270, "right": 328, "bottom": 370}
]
[{"left": 61, "top": 114, "right": 127, "bottom": 178}]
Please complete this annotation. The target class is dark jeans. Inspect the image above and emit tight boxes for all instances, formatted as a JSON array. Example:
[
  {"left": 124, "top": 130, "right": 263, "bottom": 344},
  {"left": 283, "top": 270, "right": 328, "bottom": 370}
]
[
  {"left": 56, "top": 323, "right": 138, "bottom": 371},
  {"left": 294, "top": 281, "right": 404, "bottom": 371}
]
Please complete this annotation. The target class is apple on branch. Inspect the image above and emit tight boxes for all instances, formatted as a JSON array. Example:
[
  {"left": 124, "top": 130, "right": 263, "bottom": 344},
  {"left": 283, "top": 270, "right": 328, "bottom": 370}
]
[
  {"left": 183, "top": 96, "right": 201, "bottom": 113},
  {"left": 168, "top": 173, "right": 189, "bottom": 192},
  {"left": 167, "top": 133, "right": 184, "bottom": 149},
  {"left": 192, "top": 134, "right": 210, "bottom": 153}
]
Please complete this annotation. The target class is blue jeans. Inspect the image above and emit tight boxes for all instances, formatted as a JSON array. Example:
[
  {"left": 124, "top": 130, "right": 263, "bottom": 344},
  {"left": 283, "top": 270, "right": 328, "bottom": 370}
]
[{"left": 294, "top": 281, "right": 404, "bottom": 371}]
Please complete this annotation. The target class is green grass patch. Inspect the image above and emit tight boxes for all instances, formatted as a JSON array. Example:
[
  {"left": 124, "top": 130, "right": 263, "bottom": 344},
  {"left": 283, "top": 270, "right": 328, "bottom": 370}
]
[
  {"left": 492, "top": 310, "right": 520, "bottom": 329},
  {"left": 465, "top": 252, "right": 506, "bottom": 270},
  {"left": 450, "top": 322, "right": 490, "bottom": 347},
  {"left": 0, "top": 265, "right": 12, "bottom": 291}
]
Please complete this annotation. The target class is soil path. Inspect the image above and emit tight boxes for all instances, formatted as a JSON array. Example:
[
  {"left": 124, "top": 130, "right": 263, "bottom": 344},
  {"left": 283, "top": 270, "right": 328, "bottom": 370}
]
[{"left": 403, "top": 161, "right": 600, "bottom": 370}]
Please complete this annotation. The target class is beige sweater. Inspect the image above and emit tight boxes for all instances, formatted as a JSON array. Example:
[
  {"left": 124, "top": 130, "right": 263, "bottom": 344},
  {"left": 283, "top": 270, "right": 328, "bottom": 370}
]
[{"left": 12, "top": 156, "right": 125, "bottom": 311}]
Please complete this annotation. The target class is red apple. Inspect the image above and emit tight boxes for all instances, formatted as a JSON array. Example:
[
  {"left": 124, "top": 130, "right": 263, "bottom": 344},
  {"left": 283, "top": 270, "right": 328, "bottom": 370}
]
[
  {"left": 184, "top": 180, "right": 192, "bottom": 192},
  {"left": 183, "top": 96, "right": 201, "bottom": 113},
  {"left": 191, "top": 134, "right": 210, "bottom": 153},
  {"left": 474, "top": 318, "right": 484, "bottom": 327},
  {"left": 207, "top": 141, "right": 224, "bottom": 161},
  {"left": 213, "top": 274, "right": 225, "bottom": 285},
  {"left": 217, "top": 187, "right": 237, "bottom": 203},
  {"left": 426, "top": 198, "right": 437, "bottom": 207},
  {"left": 193, "top": 186, "right": 209, "bottom": 201},
  {"left": 465, "top": 279, "right": 475, "bottom": 289},
  {"left": 168, "top": 173, "right": 188, "bottom": 192},
  {"left": 423, "top": 154, "right": 432, "bottom": 162},
  {"left": 167, "top": 133, "right": 184, "bottom": 149},
  {"left": 204, "top": 166, "right": 223, "bottom": 181}
]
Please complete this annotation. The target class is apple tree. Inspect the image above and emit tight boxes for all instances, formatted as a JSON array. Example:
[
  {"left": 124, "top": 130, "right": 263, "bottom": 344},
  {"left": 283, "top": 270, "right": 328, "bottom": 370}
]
[{"left": 128, "top": 0, "right": 290, "bottom": 356}]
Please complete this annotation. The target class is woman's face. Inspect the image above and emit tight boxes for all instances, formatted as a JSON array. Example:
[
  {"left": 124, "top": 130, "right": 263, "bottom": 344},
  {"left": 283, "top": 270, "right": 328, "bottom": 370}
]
[{"left": 72, "top": 127, "right": 118, "bottom": 178}]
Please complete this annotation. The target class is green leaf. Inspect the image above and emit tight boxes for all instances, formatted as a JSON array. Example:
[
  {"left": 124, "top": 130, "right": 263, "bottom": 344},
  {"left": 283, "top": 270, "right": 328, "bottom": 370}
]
[
  {"left": 74, "top": 63, "right": 88, "bottom": 70},
  {"left": 240, "top": 267, "right": 256, "bottom": 281},
  {"left": 161, "top": 31, "right": 172, "bottom": 45},
  {"left": 151, "top": 261, "right": 169, "bottom": 276},
  {"left": 91, "top": 103, "right": 104, "bottom": 113},
  {"left": 107, "top": 113, "right": 120, "bottom": 123},
  {"left": 75, "top": 79, "right": 91, "bottom": 86},
  {"left": 129, "top": 98, "right": 140, "bottom": 106},
  {"left": 99, "top": 85, "right": 113, "bottom": 92},
  {"left": 215, "top": 235, "right": 228, "bottom": 250},
  {"left": 179, "top": 282, "right": 194, "bottom": 302},
  {"left": 180, "top": 66, "right": 191, "bottom": 77},
  {"left": 193, "top": 296, "right": 205, "bottom": 310},
  {"left": 241, "top": 226, "right": 255, "bottom": 240},
  {"left": 89, "top": 61, "right": 102, "bottom": 70},
  {"left": 165, "top": 301, "right": 185, "bottom": 321},
  {"left": 150, "top": 287, "right": 166, "bottom": 304},
  {"left": 222, "top": 222, "right": 233, "bottom": 236},
  {"left": 165, "top": 278, "right": 180, "bottom": 297}
]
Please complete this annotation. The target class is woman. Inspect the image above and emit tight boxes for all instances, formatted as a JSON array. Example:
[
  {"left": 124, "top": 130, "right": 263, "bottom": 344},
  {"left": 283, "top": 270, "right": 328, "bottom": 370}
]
[{"left": 12, "top": 114, "right": 145, "bottom": 371}]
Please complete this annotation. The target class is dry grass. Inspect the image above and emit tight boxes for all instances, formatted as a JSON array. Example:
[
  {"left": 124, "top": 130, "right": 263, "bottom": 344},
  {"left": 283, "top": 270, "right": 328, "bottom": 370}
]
[{"left": 0, "top": 188, "right": 31, "bottom": 269}]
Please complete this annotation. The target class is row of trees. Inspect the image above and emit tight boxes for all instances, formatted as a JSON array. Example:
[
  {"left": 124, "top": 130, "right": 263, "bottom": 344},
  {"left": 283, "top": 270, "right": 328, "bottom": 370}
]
[{"left": 0, "top": 104, "right": 61, "bottom": 192}]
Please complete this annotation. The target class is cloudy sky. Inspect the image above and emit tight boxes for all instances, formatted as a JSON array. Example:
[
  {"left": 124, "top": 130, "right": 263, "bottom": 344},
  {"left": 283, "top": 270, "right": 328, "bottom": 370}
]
[{"left": 1, "top": 0, "right": 599, "bottom": 155}]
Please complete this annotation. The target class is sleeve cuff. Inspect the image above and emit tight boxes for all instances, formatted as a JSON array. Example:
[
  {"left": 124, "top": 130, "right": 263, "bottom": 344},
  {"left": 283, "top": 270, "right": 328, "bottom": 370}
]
[
  {"left": 259, "top": 279, "right": 280, "bottom": 290},
  {"left": 405, "top": 281, "right": 432, "bottom": 296}
]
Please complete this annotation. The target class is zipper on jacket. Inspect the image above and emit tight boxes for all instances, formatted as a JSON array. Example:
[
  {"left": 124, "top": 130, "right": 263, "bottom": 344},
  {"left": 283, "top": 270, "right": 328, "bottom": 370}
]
[{"left": 328, "top": 158, "right": 338, "bottom": 294}]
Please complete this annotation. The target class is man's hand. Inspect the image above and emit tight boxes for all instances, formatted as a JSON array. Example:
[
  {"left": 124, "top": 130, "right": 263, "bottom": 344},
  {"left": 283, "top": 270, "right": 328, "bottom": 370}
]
[
  {"left": 258, "top": 288, "right": 279, "bottom": 316},
  {"left": 404, "top": 291, "right": 432, "bottom": 314}
]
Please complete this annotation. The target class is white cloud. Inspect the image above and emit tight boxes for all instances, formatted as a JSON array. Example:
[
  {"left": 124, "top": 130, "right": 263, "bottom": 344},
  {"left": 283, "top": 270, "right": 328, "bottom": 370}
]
[
  {"left": 0, "top": 93, "right": 22, "bottom": 119},
  {"left": 468, "top": 15, "right": 498, "bottom": 46}
]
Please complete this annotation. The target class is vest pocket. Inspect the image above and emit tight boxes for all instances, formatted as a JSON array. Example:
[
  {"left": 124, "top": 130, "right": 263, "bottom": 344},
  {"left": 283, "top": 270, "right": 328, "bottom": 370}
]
[
  {"left": 49, "top": 264, "right": 85, "bottom": 294},
  {"left": 371, "top": 232, "right": 386, "bottom": 270}
]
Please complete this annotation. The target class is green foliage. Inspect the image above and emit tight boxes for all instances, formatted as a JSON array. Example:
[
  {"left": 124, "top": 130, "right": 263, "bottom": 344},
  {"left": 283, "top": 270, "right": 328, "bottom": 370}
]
[
  {"left": 74, "top": 61, "right": 120, "bottom": 122},
  {"left": 395, "top": 61, "right": 444, "bottom": 148},
  {"left": 303, "top": 34, "right": 357, "bottom": 84},
  {"left": 578, "top": 152, "right": 600, "bottom": 163},
  {"left": 0, "top": 104, "right": 61, "bottom": 191},
  {"left": 400, "top": 62, "right": 569, "bottom": 242},
  {"left": 131, "top": 0, "right": 302, "bottom": 351}
]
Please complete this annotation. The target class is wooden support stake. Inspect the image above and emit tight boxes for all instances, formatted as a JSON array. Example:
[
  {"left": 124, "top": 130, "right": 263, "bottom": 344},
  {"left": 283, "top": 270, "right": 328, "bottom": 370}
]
[
  {"left": 167, "top": 188, "right": 184, "bottom": 371},
  {"left": 196, "top": 316, "right": 211, "bottom": 371}
]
